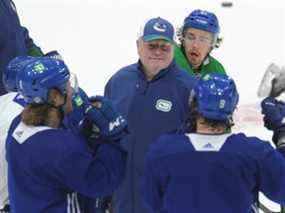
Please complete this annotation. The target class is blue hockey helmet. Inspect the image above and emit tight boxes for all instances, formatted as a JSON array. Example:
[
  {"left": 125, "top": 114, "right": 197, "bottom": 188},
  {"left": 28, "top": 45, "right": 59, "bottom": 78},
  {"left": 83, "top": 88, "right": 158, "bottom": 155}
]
[
  {"left": 193, "top": 73, "right": 239, "bottom": 121},
  {"left": 17, "top": 57, "right": 70, "bottom": 104},
  {"left": 3, "top": 56, "right": 36, "bottom": 92},
  {"left": 182, "top": 9, "right": 220, "bottom": 35}
]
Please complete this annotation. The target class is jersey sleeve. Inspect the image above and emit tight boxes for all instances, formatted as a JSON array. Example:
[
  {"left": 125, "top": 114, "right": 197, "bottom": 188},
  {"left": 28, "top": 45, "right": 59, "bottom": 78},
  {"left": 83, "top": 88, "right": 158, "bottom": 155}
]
[
  {"left": 258, "top": 143, "right": 285, "bottom": 205},
  {"left": 55, "top": 133, "right": 127, "bottom": 198},
  {"left": 21, "top": 27, "right": 44, "bottom": 57}
]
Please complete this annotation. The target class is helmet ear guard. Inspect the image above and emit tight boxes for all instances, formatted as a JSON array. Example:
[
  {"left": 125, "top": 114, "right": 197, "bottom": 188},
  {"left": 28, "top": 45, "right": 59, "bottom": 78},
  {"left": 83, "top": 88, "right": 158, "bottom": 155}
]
[{"left": 211, "top": 35, "right": 223, "bottom": 49}]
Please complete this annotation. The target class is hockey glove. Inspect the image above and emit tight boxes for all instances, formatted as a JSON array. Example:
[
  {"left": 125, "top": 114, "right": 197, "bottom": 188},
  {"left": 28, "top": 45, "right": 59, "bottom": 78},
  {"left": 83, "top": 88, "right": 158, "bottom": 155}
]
[
  {"left": 261, "top": 97, "right": 285, "bottom": 130},
  {"left": 261, "top": 97, "right": 285, "bottom": 147},
  {"left": 70, "top": 87, "right": 90, "bottom": 125},
  {"left": 84, "top": 96, "right": 127, "bottom": 141}
]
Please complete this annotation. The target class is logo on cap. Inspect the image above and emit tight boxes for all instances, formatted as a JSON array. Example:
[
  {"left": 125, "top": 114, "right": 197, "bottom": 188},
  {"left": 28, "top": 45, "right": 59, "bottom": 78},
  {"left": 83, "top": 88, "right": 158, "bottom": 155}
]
[
  {"left": 153, "top": 22, "right": 167, "bottom": 32},
  {"left": 196, "top": 18, "right": 208, "bottom": 25}
]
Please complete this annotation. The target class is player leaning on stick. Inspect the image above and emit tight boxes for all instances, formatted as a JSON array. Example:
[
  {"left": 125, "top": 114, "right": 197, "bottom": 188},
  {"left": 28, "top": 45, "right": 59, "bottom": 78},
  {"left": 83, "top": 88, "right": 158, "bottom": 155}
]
[{"left": 142, "top": 73, "right": 285, "bottom": 213}]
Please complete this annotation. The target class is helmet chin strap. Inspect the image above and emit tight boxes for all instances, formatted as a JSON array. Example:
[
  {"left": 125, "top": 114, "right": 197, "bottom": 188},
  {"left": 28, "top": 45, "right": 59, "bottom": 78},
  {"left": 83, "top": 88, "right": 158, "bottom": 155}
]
[{"left": 212, "top": 34, "right": 218, "bottom": 48}]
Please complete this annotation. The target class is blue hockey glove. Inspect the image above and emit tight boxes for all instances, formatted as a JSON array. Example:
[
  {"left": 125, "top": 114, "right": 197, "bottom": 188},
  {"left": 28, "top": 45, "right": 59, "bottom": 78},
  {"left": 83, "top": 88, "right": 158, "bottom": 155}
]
[
  {"left": 70, "top": 87, "right": 90, "bottom": 125},
  {"left": 261, "top": 97, "right": 285, "bottom": 130},
  {"left": 84, "top": 96, "right": 127, "bottom": 141},
  {"left": 261, "top": 97, "right": 285, "bottom": 147}
]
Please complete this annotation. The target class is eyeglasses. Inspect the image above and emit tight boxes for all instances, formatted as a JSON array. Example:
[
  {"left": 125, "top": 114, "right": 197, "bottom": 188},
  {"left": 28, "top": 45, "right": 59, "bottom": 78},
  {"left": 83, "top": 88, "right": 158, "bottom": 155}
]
[
  {"left": 145, "top": 42, "right": 173, "bottom": 52},
  {"left": 184, "top": 34, "right": 213, "bottom": 45}
]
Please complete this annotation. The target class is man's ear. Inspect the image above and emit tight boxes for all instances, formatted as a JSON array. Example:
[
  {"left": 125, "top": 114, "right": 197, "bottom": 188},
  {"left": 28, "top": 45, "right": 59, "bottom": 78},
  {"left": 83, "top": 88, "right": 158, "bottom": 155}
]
[{"left": 136, "top": 38, "right": 143, "bottom": 55}]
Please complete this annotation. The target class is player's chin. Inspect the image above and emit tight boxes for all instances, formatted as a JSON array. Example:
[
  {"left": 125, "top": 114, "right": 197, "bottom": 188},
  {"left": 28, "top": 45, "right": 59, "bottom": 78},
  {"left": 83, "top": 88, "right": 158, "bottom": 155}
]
[
  {"left": 148, "top": 59, "right": 162, "bottom": 65},
  {"left": 189, "top": 56, "right": 201, "bottom": 67},
  {"left": 153, "top": 63, "right": 169, "bottom": 70}
]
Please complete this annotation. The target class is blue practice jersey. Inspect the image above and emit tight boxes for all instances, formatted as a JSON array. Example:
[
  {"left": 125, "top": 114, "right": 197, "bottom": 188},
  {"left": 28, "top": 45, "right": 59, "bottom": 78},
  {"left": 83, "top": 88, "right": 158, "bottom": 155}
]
[
  {"left": 6, "top": 115, "right": 126, "bottom": 213},
  {"left": 143, "top": 132, "right": 285, "bottom": 213}
]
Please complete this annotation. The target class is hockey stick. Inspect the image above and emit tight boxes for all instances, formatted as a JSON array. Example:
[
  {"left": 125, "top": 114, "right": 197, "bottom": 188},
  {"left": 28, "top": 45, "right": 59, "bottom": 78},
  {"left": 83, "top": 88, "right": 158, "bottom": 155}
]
[{"left": 257, "top": 63, "right": 285, "bottom": 213}]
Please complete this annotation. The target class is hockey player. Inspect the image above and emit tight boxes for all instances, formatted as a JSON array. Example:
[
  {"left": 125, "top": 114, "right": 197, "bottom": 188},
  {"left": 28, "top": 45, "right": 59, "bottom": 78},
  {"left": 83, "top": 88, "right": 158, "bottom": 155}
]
[
  {"left": 142, "top": 73, "right": 285, "bottom": 212},
  {"left": 175, "top": 9, "right": 226, "bottom": 77},
  {"left": 0, "top": 53, "right": 73, "bottom": 212},
  {"left": 6, "top": 57, "right": 127, "bottom": 213},
  {"left": 104, "top": 17, "right": 197, "bottom": 213},
  {"left": 0, "top": 55, "right": 101, "bottom": 213},
  {"left": 0, "top": 0, "right": 43, "bottom": 95}
]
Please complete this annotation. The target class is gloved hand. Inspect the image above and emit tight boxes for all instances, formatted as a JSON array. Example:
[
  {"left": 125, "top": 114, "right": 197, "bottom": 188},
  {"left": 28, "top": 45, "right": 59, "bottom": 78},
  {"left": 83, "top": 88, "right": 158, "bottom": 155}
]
[
  {"left": 261, "top": 97, "right": 285, "bottom": 147},
  {"left": 84, "top": 96, "right": 127, "bottom": 141},
  {"left": 261, "top": 97, "right": 285, "bottom": 130},
  {"left": 69, "top": 87, "right": 90, "bottom": 126}
]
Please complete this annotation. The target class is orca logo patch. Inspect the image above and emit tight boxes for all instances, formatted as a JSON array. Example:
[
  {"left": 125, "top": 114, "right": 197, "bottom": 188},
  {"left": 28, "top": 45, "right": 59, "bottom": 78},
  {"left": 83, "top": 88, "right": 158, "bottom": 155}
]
[{"left": 155, "top": 99, "right": 172, "bottom": 112}]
